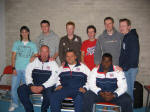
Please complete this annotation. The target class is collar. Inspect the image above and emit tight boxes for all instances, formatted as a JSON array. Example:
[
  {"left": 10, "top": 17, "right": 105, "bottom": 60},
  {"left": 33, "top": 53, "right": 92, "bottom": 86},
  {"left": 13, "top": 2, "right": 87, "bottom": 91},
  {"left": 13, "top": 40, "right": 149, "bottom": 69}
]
[
  {"left": 64, "top": 59, "right": 81, "bottom": 68},
  {"left": 97, "top": 64, "right": 114, "bottom": 73},
  {"left": 38, "top": 57, "right": 49, "bottom": 63}
]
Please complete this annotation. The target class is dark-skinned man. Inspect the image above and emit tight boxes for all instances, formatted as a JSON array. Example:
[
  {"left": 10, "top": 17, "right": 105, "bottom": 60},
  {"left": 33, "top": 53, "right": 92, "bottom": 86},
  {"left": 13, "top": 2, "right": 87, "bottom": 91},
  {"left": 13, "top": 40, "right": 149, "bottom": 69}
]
[
  {"left": 50, "top": 50, "right": 90, "bottom": 112},
  {"left": 83, "top": 53, "right": 133, "bottom": 112},
  {"left": 17, "top": 45, "right": 59, "bottom": 112}
]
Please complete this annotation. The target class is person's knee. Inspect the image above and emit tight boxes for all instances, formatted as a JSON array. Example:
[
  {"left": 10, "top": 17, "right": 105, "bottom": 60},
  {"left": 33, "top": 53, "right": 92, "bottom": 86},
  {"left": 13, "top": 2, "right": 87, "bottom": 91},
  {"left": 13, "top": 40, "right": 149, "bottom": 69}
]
[
  {"left": 17, "top": 84, "right": 28, "bottom": 95},
  {"left": 120, "top": 93, "right": 132, "bottom": 104}
]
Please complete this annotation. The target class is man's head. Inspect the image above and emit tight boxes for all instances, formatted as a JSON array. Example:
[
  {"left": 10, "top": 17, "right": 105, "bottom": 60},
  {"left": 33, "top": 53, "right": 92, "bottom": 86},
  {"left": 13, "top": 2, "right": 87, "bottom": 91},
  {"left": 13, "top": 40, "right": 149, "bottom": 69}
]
[
  {"left": 66, "top": 21, "right": 75, "bottom": 36},
  {"left": 87, "top": 25, "right": 96, "bottom": 39},
  {"left": 101, "top": 53, "right": 113, "bottom": 70},
  {"left": 40, "top": 20, "right": 50, "bottom": 34},
  {"left": 104, "top": 17, "right": 114, "bottom": 32},
  {"left": 39, "top": 45, "right": 50, "bottom": 62},
  {"left": 119, "top": 18, "right": 131, "bottom": 35},
  {"left": 65, "top": 50, "right": 77, "bottom": 65}
]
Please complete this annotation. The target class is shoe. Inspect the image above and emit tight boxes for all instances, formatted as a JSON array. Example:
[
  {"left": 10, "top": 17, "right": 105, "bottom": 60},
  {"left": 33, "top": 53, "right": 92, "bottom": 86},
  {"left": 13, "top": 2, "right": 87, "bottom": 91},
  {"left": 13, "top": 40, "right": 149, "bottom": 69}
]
[{"left": 8, "top": 106, "right": 16, "bottom": 111}]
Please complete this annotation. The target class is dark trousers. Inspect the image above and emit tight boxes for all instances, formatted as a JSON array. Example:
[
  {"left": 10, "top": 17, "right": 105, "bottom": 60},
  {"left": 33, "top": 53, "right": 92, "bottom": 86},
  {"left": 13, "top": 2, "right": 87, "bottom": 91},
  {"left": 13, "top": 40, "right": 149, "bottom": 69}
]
[
  {"left": 17, "top": 84, "right": 53, "bottom": 112},
  {"left": 50, "top": 87, "right": 83, "bottom": 112},
  {"left": 83, "top": 90, "right": 133, "bottom": 112}
]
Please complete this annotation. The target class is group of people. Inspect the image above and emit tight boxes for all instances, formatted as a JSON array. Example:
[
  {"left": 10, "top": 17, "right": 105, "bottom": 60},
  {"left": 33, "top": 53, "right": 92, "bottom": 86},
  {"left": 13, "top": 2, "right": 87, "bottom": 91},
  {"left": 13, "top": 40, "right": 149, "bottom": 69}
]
[{"left": 9, "top": 16, "right": 140, "bottom": 112}]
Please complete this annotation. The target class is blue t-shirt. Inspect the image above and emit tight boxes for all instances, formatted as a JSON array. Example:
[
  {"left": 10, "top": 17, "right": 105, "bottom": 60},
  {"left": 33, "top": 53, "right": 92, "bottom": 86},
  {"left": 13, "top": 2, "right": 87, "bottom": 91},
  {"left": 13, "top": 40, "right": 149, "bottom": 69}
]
[{"left": 12, "top": 40, "right": 38, "bottom": 70}]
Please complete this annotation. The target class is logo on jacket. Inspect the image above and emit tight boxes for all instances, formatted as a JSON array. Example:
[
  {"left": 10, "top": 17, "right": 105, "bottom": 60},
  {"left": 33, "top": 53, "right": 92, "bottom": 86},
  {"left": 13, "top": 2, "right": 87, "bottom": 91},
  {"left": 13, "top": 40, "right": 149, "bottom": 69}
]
[
  {"left": 76, "top": 67, "right": 80, "bottom": 71},
  {"left": 46, "top": 66, "right": 50, "bottom": 70}
]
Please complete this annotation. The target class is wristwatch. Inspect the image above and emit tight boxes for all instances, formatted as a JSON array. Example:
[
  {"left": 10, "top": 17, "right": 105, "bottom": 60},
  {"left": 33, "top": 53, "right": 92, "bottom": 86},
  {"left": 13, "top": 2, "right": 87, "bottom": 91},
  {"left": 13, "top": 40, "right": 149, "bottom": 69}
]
[{"left": 12, "top": 67, "right": 16, "bottom": 70}]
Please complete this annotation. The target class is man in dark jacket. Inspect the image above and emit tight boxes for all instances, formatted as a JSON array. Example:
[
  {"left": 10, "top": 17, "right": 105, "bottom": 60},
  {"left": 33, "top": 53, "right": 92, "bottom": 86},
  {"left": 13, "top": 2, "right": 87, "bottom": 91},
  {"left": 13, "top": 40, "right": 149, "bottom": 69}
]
[
  {"left": 59, "top": 21, "right": 82, "bottom": 63},
  {"left": 119, "top": 18, "right": 140, "bottom": 100}
]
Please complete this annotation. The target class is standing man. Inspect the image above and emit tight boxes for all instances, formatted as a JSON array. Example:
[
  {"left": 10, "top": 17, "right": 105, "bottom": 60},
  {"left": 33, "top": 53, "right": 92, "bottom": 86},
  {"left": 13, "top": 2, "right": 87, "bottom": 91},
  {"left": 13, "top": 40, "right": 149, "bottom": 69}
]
[
  {"left": 94, "top": 17, "right": 123, "bottom": 65},
  {"left": 50, "top": 50, "right": 90, "bottom": 112},
  {"left": 17, "top": 45, "right": 59, "bottom": 112},
  {"left": 36, "top": 20, "right": 59, "bottom": 60},
  {"left": 59, "top": 21, "right": 82, "bottom": 63},
  {"left": 119, "top": 18, "right": 140, "bottom": 100},
  {"left": 83, "top": 53, "right": 133, "bottom": 112},
  {"left": 81, "top": 25, "right": 97, "bottom": 70}
]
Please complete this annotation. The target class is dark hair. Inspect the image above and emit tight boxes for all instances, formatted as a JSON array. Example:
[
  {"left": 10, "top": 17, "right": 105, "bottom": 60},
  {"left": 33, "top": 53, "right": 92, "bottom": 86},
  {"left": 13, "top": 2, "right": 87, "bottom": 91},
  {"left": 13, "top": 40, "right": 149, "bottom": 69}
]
[
  {"left": 102, "top": 53, "right": 112, "bottom": 61},
  {"left": 65, "top": 49, "right": 76, "bottom": 56},
  {"left": 104, "top": 17, "right": 114, "bottom": 24},
  {"left": 40, "top": 20, "right": 50, "bottom": 26},
  {"left": 119, "top": 18, "right": 131, "bottom": 26},
  {"left": 20, "top": 26, "right": 30, "bottom": 41},
  {"left": 87, "top": 25, "right": 96, "bottom": 34},
  {"left": 66, "top": 21, "right": 75, "bottom": 28}
]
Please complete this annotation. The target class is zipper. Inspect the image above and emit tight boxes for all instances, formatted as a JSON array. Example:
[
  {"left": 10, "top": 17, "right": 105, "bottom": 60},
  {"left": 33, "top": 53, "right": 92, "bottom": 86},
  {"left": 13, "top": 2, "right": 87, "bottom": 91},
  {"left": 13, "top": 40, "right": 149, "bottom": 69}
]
[{"left": 42, "top": 62, "right": 44, "bottom": 70}]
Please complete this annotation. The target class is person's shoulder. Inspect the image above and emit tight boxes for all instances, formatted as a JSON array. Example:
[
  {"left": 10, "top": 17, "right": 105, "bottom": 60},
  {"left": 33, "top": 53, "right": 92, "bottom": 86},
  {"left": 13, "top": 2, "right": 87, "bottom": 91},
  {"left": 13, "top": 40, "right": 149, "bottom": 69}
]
[
  {"left": 49, "top": 60, "right": 58, "bottom": 66},
  {"left": 82, "top": 39, "right": 89, "bottom": 44},
  {"left": 60, "top": 35, "right": 67, "bottom": 41}
]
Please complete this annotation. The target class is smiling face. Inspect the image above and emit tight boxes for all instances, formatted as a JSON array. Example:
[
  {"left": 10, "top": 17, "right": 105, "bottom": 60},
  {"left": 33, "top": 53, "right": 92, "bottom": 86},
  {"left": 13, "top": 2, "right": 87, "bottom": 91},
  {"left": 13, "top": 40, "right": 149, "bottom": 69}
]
[
  {"left": 104, "top": 19, "right": 114, "bottom": 32},
  {"left": 39, "top": 46, "right": 50, "bottom": 62},
  {"left": 87, "top": 28, "right": 96, "bottom": 39},
  {"left": 66, "top": 51, "right": 77, "bottom": 65},
  {"left": 119, "top": 21, "right": 131, "bottom": 35},
  {"left": 66, "top": 24, "right": 75, "bottom": 36},
  {"left": 41, "top": 23, "right": 50, "bottom": 34}
]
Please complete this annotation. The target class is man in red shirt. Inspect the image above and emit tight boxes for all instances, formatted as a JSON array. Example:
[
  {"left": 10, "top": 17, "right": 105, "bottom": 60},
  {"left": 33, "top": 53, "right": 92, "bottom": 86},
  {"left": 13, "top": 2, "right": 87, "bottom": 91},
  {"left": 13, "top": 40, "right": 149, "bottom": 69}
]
[{"left": 81, "top": 25, "right": 97, "bottom": 70}]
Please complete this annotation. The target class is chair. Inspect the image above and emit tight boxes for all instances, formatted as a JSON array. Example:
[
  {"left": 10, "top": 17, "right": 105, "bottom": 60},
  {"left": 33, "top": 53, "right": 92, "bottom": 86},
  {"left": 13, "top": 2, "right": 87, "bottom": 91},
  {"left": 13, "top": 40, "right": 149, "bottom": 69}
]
[
  {"left": 61, "top": 97, "right": 74, "bottom": 112},
  {"left": 0, "top": 65, "right": 13, "bottom": 100},
  {"left": 93, "top": 102, "right": 121, "bottom": 112},
  {"left": 144, "top": 85, "right": 150, "bottom": 112}
]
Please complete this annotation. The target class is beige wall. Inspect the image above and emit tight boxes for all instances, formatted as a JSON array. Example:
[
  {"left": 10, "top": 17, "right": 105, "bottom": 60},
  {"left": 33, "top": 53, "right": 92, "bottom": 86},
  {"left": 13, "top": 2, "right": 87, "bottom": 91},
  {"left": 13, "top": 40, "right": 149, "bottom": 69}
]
[{"left": 5, "top": 0, "right": 150, "bottom": 105}]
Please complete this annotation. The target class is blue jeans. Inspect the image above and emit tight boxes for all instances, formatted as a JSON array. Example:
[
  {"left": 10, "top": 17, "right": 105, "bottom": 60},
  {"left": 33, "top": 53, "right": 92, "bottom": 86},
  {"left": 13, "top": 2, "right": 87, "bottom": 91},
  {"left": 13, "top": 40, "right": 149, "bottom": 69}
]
[
  {"left": 11, "top": 69, "right": 26, "bottom": 107},
  {"left": 124, "top": 68, "right": 138, "bottom": 101}
]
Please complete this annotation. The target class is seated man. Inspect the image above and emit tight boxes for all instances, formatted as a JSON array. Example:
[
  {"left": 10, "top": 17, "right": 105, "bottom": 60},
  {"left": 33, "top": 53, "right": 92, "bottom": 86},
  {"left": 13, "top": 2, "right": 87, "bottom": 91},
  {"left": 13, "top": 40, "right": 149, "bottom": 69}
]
[
  {"left": 50, "top": 50, "right": 90, "bottom": 112},
  {"left": 83, "top": 53, "right": 133, "bottom": 112},
  {"left": 17, "top": 45, "right": 59, "bottom": 112}
]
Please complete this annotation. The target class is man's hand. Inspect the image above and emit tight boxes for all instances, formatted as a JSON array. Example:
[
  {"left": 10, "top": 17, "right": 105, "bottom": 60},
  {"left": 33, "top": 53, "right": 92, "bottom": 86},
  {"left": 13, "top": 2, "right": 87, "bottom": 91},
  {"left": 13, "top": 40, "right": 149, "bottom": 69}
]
[
  {"left": 30, "top": 56, "right": 36, "bottom": 62},
  {"left": 116, "top": 66, "right": 123, "bottom": 71},
  {"left": 79, "top": 87, "right": 86, "bottom": 93},
  {"left": 100, "top": 92, "right": 105, "bottom": 98},
  {"left": 13, "top": 70, "right": 17, "bottom": 75},
  {"left": 61, "top": 62, "right": 65, "bottom": 66},
  {"left": 55, "top": 85, "right": 63, "bottom": 91},
  {"left": 30, "top": 86, "right": 43, "bottom": 94},
  {"left": 103, "top": 92, "right": 115, "bottom": 102}
]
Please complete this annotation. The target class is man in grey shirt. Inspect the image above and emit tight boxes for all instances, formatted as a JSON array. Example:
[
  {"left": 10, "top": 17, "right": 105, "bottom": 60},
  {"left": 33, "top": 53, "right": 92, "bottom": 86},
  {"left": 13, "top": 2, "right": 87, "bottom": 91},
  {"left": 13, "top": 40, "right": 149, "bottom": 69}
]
[
  {"left": 36, "top": 20, "right": 59, "bottom": 60},
  {"left": 94, "top": 17, "right": 123, "bottom": 65}
]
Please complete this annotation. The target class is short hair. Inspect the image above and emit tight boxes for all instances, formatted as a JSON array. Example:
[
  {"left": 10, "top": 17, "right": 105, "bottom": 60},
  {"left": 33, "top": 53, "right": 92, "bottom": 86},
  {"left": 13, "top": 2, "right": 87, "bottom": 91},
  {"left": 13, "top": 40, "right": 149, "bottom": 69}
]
[
  {"left": 20, "top": 26, "right": 30, "bottom": 41},
  {"left": 102, "top": 53, "right": 112, "bottom": 61},
  {"left": 119, "top": 18, "right": 131, "bottom": 26},
  {"left": 40, "top": 45, "right": 50, "bottom": 50},
  {"left": 65, "top": 49, "right": 76, "bottom": 56},
  {"left": 87, "top": 25, "right": 96, "bottom": 34},
  {"left": 66, "top": 21, "right": 75, "bottom": 28},
  {"left": 40, "top": 20, "right": 50, "bottom": 26},
  {"left": 104, "top": 17, "right": 114, "bottom": 24}
]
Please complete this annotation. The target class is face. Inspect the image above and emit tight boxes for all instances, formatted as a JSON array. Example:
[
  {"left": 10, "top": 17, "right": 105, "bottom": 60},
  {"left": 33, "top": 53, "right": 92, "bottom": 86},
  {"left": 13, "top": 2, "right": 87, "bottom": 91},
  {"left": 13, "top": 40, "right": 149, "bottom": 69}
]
[
  {"left": 21, "top": 29, "right": 29, "bottom": 40},
  {"left": 41, "top": 23, "right": 50, "bottom": 34},
  {"left": 66, "top": 52, "right": 77, "bottom": 65},
  {"left": 104, "top": 19, "right": 114, "bottom": 32},
  {"left": 119, "top": 21, "right": 131, "bottom": 35},
  {"left": 101, "top": 57, "right": 112, "bottom": 70},
  {"left": 39, "top": 46, "right": 50, "bottom": 61},
  {"left": 66, "top": 25, "right": 75, "bottom": 36},
  {"left": 87, "top": 28, "right": 96, "bottom": 39}
]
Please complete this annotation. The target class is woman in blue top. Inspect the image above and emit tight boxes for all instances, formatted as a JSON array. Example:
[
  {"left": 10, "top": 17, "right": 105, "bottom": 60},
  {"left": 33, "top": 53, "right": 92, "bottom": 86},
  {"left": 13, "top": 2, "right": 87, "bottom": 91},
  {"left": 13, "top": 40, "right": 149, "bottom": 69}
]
[{"left": 9, "top": 26, "right": 38, "bottom": 111}]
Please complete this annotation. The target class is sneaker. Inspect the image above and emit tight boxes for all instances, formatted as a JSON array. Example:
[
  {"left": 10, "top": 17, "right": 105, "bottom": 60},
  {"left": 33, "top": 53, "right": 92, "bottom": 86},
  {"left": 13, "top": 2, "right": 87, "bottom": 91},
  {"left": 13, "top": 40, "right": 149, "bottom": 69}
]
[{"left": 8, "top": 106, "right": 16, "bottom": 111}]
